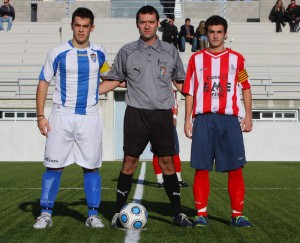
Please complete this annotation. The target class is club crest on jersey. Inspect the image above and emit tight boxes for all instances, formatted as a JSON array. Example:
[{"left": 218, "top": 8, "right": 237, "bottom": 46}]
[
  {"left": 160, "top": 66, "right": 167, "bottom": 76},
  {"left": 229, "top": 64, "right": 236, "bottom": 74},
  {"left": 90, "top": 53, "right": 97, "bottom": 63}
]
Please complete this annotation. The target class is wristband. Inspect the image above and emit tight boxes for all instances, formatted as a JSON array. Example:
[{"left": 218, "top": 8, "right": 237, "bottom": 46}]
[
  {"left": 173, "top": 115, "right": 177, "bottom": 119},
  {"left": 37, "top": 116, "right": 45, "bottom": 122}
]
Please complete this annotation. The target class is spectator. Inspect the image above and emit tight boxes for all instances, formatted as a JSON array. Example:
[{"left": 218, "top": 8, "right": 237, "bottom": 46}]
[
  {"left": 161, "top": 17, "right": 178, "bottom": 48},
  {"left": 0, "top": 0, "right": 15, "bottom": 32},
  {"left": 286, "top": 0, "right": 300, "bottom": 32},
  {"left": 179, "top": 18, "right": 197, "bottom": 52},
  {"left": 195, "top": 20, "right": 208, "bottom": 50},
  {"left": 269, "top": 0, "right": 286, "bottom": 32}
]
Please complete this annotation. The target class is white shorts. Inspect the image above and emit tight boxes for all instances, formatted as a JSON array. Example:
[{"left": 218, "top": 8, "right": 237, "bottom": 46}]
[{"left": 44, "top": 113, "right": 103, "bottom": 169}]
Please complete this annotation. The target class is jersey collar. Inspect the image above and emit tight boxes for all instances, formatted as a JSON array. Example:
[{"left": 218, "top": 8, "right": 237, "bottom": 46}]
[{"left": 137, "top": 36, "right": 162, "bottom": 52}]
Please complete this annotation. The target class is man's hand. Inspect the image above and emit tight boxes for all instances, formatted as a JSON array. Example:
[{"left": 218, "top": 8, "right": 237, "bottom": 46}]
[
  {"left": 241, "top": 115, "right": 253, "bottom": 132},
  {"left": 37, "top": 117, "right": 51, "bottom": 137},
  {"left": 184, "top": 120, "right": 193, "bottom": 139}
]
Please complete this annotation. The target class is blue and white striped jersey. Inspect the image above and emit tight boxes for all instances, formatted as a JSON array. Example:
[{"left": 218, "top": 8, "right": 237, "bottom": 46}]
[{"left": 39, "top": 40, "right": 110, "bottom": 115}]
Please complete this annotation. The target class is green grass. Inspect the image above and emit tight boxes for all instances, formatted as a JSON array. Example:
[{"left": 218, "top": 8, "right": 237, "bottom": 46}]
[{"left": 0, "top": 162, "right": 300, "bottom": 243}]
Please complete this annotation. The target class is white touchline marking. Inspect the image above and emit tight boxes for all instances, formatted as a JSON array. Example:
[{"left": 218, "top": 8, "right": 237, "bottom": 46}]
[{"left": 124, "top": 162, "right": 146, "bottom": 243}]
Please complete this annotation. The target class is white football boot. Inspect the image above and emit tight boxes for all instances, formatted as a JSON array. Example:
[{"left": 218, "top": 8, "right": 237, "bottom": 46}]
[
  {"left": 33, "top": 213, "right": 52, "bottom": 229},
  {"left": 85, "top": 215, "right": 105, "bottom": 228}
]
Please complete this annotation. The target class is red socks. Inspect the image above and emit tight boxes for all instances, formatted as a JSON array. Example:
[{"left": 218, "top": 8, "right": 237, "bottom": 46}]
[
  {"left": 152, "top": 155, "right": 162, "bottom": 174},
  {"left": 193, "top": 168, "right": 245, "bottom": 218},
  {"left": 193, "top": 170, "right": 209, "bottom": 216},
  {"left": 228, "top": 168, "right": 245, "bottom": 218},
  {"left": 152, "top": 154, "right": 181, "bottom": 175},
  {"left": 173, "top": 154, "right": 181, "bottom": 173}
]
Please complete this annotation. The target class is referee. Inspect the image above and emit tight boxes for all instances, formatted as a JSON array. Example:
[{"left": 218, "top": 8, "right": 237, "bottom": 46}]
[{"left": 100, "top": 5, "right": 192, "bottom": 228}]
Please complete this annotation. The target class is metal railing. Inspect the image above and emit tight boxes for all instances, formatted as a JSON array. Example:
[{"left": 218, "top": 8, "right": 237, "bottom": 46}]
[{"left": 0, "top": 64, "right": 299, "bottom": 100}]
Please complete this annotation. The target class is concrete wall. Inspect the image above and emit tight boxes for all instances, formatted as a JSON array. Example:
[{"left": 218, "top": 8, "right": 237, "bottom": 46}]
[
  {"left": 0, "top": 100, "right": 300, "bottom": 162},
  {"left": 11, "top": 0, "right": 285, "bottom": 23},
  {"left": 0, "top": 97, "right": 300, "bottom": 162},
  {"left": 10, "top": 0, "right": 31, "bottom": 22}
]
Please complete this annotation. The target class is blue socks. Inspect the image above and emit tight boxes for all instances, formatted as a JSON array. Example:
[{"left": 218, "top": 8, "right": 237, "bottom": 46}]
[
  {"left": 40, "top": 169, "right": 101, "bottom": 217},
  {"left": 84, "top": 171, "right": 101, "bottom": 216},
  {"left": 40, "top": 170, "right": 62, "bottom": 215}
]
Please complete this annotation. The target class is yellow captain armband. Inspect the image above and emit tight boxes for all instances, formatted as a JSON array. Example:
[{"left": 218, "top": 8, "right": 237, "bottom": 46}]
[
  {"left": 100, "top": 61, "right": 110, "bottom": 74},
  {"left": 238, "top": 69, "right": 248, "bottom": 83}
]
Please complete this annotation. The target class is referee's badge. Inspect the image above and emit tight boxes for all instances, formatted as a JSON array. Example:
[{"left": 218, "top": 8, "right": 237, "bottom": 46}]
[
  {"left": 160, "top": 66, "right": 167, "bottom": 76},
  {"left": 90, "top": 53, "right": 97, "bottom": 63}
]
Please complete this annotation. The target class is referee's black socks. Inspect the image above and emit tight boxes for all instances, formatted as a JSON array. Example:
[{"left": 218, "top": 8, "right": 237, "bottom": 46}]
[
  {"left": 163, "top": 173, "right": 181, "bottom": 217},
  {"left": 116, "top": 172, "right": 133, "bottom": 212}
]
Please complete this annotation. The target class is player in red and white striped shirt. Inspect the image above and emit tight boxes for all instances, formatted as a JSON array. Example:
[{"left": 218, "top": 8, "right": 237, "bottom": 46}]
[{"left": 182, "top": 15, "right": 253, "bottom": 227}]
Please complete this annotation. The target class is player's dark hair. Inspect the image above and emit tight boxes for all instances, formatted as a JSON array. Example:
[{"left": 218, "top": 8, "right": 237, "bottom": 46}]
[
  {"left": 136, "top": 5, "right": 159, "bottom": 24},
  {"left": 71, "top": 7, "right": 94, "bottom": 26},
  {"left": 185, "top": 18, "right": 191, "bottom": 23},
  {"left": 205, "top": 15, "right": 228, "bottom": 33}
]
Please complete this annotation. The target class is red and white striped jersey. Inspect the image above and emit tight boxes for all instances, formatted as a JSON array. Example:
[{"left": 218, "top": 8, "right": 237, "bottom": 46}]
[{"left": 182, "top": 48, "right": 251, "bottom": 118}]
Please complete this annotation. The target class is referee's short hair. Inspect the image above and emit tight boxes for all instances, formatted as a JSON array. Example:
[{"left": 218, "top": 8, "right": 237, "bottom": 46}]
[
  {"left": 72, "top": 7, "right": 95, "bottom": 26},
  {"left": 136, "top": 5, "right": 159, "bottom": 25}
]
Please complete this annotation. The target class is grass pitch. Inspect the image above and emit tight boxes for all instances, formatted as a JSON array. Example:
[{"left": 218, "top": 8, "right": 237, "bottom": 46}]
[{"left": 0, "top": 161, "right": 299, "bottom": 243}]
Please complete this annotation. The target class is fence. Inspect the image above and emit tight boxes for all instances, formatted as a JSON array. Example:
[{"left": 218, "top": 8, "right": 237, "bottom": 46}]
[{"left": 0, "top": 63, "right": 299, "bottom": 100}]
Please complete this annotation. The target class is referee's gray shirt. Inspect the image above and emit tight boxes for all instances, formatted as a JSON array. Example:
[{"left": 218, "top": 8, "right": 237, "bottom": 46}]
[{"left": 106, "top": 37, "right": 185, "bottom": 110}]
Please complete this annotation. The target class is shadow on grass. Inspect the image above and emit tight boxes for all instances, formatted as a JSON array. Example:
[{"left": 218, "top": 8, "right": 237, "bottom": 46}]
[
  {"left": 19, "top": 198, "right": 198, "bottom": 226},
  {"left": 208, "top": 215, "right": 230, "bottom": 226},
  {"left": 18, "top": 177, "right": 198, "bottom": 226},
  {"left": 19, "top": 199, "right": 87, "bottom": 223}
]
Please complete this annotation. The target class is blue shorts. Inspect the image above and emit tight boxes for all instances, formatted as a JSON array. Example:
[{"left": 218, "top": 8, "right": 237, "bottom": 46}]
[{"left": 191, "top": 113, "right": 247, "bottom": 172}]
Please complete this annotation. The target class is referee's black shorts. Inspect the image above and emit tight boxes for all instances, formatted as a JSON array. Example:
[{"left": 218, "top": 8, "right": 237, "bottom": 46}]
[{"left": 123, "top": 106, "right": 175, "bottom": 157}]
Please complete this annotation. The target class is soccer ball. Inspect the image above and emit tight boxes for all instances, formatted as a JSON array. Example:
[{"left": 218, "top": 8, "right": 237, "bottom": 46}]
[{"left": 119, "top": 202, "right": 148, "bottom": 229}]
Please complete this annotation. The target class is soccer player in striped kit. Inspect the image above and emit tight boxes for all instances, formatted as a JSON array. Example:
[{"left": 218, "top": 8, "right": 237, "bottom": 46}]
[
  {"left": 183, "top": 15, "right": 253, "bottom": 227},
  {"left": 33, "top": 8, "right": 110, "bottom": 229}
]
